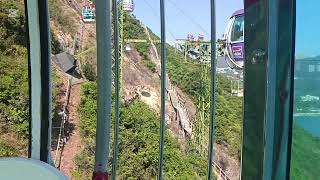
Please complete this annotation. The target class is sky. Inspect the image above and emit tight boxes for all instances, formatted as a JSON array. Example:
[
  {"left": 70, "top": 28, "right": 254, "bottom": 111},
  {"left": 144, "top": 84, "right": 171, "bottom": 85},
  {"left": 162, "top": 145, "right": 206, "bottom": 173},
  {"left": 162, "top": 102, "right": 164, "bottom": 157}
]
[
  {"left": 132, "top": 0, "right": 243, "bottom": 42},
  {"left": 295, "top": 0, "right": 320, "bottom": 58},
  {"left": 131, "top": 0, "right": 318, "bottom": 58}
]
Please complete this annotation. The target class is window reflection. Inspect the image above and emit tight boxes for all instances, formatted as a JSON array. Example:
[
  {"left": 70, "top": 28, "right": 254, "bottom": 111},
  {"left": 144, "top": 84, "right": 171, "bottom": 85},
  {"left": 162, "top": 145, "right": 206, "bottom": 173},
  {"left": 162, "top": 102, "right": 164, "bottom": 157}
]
[
  {"left": 291, "top": 1, "right": 320, "bottom": 179},
  {"left": 231, "top": 16, "right": 244, "bottom": 42}
]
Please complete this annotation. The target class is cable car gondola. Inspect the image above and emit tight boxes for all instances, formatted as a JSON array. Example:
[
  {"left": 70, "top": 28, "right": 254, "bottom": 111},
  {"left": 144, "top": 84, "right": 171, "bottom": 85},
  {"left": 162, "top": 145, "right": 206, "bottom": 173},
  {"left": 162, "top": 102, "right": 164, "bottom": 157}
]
[
  {"left": 123, "top": 0, "right": 134, "bottom": 13},
  {"left": 223, "top": 9, "right": 244, "bottom": 69},
  {"left": 82, "top": 2, "right": 95, "bottom": 23}
]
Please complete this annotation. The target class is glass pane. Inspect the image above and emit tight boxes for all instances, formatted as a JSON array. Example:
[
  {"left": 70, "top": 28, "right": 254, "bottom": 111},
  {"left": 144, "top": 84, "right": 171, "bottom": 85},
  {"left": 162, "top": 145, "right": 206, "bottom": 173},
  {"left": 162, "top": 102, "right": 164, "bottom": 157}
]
[
  {"left": 231, "top": 16, "right": 244, "bottom": 42},
  {"left": 0, "top": 0, "right": 29, "bottom": 157},
  {"left": 49, "top": 0, "right": 93, "bottom": 176},
  {"left": 291, "top": 1, "right": 320, "bottom": 179}
]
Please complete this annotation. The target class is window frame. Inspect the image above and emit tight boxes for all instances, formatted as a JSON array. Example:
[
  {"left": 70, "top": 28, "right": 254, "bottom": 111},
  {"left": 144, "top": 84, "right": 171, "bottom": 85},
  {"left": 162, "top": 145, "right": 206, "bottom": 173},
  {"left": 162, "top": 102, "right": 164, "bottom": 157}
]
[{"left": 241, "top": 0, "right": 296, "bottom": 179}]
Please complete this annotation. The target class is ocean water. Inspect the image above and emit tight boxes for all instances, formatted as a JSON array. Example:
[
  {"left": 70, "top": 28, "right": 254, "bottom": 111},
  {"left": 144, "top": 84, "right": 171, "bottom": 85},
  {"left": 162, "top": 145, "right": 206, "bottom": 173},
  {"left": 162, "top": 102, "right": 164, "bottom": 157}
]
[{"left": 294, "top": 116, "right": 320, "bottom": 137}]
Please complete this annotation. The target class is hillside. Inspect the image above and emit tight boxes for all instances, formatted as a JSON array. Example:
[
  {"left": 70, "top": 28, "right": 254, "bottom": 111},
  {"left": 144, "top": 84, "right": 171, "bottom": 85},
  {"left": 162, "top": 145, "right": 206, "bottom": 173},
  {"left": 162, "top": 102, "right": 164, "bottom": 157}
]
[
  {"left": 2, "top": 1, "right": 320, "bottom": 180},
  {"left": 74, "top": 82, "right": 208, "bottom": 179},
  {"left": 124, "top": 13, "right": 243, "bottom": 157},
  {"left": 0, "top": 0, "right": 63, "bottom": 156},
  {"left": 291, "top": 125, "right": 320, "bottom": 179},
  {"left": 70, "top": 7, "right": 243, "bottom": 179},
  {"left": 0, "top": 0, "right": 241, "bottom": 179}
]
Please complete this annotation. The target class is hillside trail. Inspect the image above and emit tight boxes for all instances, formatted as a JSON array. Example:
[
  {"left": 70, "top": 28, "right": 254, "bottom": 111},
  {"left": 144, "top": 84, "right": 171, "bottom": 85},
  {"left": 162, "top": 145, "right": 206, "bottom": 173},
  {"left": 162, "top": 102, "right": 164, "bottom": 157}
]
[
  {"left": 50, "top": 72, "right": 83, "bottom": 179},
  {"left": 50, "top": 1, "right": 89, "bottom": 178},
  {"left": 59, "top": 82, "right": 82, "bottom": 179}
]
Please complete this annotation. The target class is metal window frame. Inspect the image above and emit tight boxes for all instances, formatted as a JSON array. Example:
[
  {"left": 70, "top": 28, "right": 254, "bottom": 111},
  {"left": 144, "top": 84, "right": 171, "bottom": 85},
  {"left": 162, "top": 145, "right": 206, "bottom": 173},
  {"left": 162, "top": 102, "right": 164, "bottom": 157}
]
[
  {"left": 25, "top": 0, "right": 52, "bottom": 163},
  {"left": 93, "top": 0, "right": 113, "bottom": 178},
  {"left": 157, "top": 0, "right": 167, "bottom": 179},
  {"left": 207, "top": 0, "right": 217, "bottom": 179},
  {"left": 241, "top": 0, "right": 295, "bottom": 179}
]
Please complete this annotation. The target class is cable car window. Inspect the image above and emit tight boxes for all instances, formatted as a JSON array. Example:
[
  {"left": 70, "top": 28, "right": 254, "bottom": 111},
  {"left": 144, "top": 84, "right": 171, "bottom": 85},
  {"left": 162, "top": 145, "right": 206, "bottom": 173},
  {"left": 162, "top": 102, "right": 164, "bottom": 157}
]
[
  {"left": 291, "top": 0, "right": 320, "bottom": 179},
  {"left": 231, "top": 16, "right": 244, "bottom": 42}
]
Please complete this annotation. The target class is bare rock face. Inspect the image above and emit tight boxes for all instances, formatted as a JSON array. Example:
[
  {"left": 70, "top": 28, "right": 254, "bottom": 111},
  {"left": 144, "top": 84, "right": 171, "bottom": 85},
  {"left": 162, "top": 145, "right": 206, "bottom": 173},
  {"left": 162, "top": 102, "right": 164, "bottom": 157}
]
[
  {"left": 123, "top": 37, "right": 240, "bottom": 180},
  {"left": 123, "top": 49, "right": 194, "bottom": 141}
]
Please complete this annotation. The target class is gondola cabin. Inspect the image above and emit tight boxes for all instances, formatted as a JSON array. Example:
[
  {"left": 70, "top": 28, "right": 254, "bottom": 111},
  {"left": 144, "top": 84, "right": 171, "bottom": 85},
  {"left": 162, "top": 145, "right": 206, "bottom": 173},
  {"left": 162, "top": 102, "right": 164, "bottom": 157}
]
[
  {"left": 223, "top": 9, "right": 244, "bottom": 69},
  {"left": 123, "top": 0, "right": 134, "bottom": 13},
  {"left": 82, "top": 3, "right": 95, "bottom": 23}
]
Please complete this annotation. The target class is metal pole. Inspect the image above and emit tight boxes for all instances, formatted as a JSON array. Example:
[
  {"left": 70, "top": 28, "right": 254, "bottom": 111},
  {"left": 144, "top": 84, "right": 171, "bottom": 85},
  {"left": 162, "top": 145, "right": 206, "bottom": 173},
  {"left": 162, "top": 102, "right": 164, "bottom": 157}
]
[
  {"left": 119, "top": 1, "right": 124, "bottom": 97},
  {"left": 24, "top": 0, "right": 32, "bottom": 159},
  {"left": 158, "top": 0, "right": 166, "bottom": 179},
  {"left": 25, "top": 0, "right": 52, "bottom": 163},
  {"left": 112, "top": 0, "right": 121, "bottom": 179},
  {"left": 207, "top": 0, "right": 216, "bottom": 179},
  {"left": 93, "top": 0, "right": 112, "bottom": 178}
]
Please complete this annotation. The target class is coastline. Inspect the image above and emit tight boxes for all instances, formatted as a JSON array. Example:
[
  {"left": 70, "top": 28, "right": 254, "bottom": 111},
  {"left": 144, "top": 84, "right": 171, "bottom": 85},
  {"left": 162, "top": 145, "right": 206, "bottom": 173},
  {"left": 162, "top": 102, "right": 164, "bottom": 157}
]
[{"left": 294, "top": 113, "right": 320, "bottom": 117}]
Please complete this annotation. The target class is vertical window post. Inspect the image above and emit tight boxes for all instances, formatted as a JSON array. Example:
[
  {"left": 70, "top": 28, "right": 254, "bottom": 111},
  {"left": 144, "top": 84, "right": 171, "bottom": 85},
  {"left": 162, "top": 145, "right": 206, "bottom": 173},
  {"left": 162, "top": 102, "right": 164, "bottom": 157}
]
[
  {"left": 158, "top": 0, "right": 167, "bottom": 179},
  {"left": 241, "top": 0, "right": 295, "bottom": 179},
  {"left": 207, "top": 0, "right": 217, "bottom": 179},
  {"left": 25, "top": 0, "right": 52, "bottom": 163},
  {"left": 93, "top": 0, "right": 113, "bottom": 179}
]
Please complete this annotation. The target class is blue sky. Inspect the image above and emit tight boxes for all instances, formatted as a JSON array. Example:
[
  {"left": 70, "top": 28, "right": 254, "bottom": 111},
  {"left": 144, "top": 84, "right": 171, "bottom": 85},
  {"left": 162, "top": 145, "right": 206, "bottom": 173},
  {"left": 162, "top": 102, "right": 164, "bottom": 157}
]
[
  {"left": 296, "top": 0, "right": 320, "bottom": 58},
  {"left": 129, "top": 1, "right": 319, "bottom": 58},
  {"left": 132, "top": 0, "right": 243, "bottom": 41}
]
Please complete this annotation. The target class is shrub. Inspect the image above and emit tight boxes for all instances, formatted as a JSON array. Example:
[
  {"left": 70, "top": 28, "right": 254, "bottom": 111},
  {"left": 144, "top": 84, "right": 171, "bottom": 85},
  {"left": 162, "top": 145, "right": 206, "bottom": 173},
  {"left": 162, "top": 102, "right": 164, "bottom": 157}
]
[{"left": 82, "top": 63, "right": 97, "bottom": 81}]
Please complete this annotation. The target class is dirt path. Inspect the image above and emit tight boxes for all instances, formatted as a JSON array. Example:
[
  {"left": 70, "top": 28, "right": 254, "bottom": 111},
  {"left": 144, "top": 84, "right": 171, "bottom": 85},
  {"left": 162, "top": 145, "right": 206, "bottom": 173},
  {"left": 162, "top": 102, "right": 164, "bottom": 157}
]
[{"left": 59, "top": 83, "right": 82, "bottom": 179}]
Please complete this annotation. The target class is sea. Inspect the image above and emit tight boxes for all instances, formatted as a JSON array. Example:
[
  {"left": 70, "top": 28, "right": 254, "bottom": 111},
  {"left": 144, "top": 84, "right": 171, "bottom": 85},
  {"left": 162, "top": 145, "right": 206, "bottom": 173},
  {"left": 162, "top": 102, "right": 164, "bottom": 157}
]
[{"left": 294, "top": 115, "right": 320, "bottom": 137}]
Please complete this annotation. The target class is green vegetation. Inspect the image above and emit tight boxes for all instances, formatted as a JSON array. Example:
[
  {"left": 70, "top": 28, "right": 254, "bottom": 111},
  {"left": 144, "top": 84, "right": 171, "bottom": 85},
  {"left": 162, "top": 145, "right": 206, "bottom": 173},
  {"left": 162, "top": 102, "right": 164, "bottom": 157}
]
[
  {"left": 142, "top": 59, "right": 157, "bottom": 73},
  {"left": 123, "top": 13, "right": 147, "bottom": 41},
  {"left": 128, "top": 23, "right": 243, "bottom": 157},
  {"left": 0, "top": 0, "right": 26, "bottom": 53},
  {"left": 0, "top": 140, "right": 19, "bottom": 157},
  {"left": 0, "top": 1, "right": 29, "bottom": 156},
  {"left": 74, "top": 82, "right": 208, "bottom": 179},
  {"left": 165, "top": 45, "right": 242, "bottom": 158},
  {"left": 0, "top": 52, "right": 29, "bottom": 136},
  {"left": 49, "top": 0, "right": 78, "bottom": 34},
  {"left": 73, "top": 12, "right": 241, "bottom": 179},
  {"left": 124, "top": 13, "right": 157, "bottom": 73},
  {"left": 0, "top": 52, "right": 29, "bottom": 156},
  {"left": 0, "top": 1, "right": 61, "bottom": 157},
  {"left": 135, "top": 42, "right": 150, "bottom": 60},
  {"left": 291, "top": 125, "right": 320, "bottom": 179},
  {"left": 122, "top": 13, "right": 243, "bottom": 158},
  {"left": 82, "top": 62, "right": 97, "bottom": 81}
]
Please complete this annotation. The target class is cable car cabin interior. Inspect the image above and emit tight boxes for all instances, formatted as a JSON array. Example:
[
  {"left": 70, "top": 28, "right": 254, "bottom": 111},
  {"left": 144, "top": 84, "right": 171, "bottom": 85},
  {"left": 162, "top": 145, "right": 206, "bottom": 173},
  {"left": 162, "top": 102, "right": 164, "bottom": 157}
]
[{"left": 3, "top": 0, "right": 319, "bottom": 179}]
